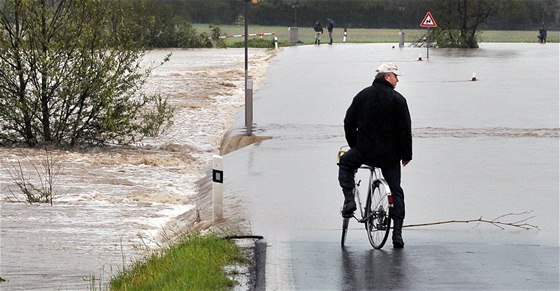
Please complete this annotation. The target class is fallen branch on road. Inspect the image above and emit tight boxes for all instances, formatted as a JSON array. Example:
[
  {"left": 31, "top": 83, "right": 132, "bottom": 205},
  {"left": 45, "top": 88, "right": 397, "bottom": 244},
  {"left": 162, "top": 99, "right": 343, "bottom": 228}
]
[{"left": 403, "top": 211, "right": 539, "bottom": 230}]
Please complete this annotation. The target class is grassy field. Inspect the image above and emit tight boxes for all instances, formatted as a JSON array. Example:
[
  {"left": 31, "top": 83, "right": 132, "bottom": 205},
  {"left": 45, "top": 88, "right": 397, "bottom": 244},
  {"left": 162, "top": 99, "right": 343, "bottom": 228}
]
[{"left": 193, "top": 24, "right": 559, "bottom": 45}]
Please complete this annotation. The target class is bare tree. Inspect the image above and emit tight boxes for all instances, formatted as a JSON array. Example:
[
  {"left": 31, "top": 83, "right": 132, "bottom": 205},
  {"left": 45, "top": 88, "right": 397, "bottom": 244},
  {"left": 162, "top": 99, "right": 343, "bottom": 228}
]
[
  {"left": 432, "top": 0, "right": 503, "bottom": 48},
  {"left": 3, "top": 147, "right": 61, "bottom": 204}
]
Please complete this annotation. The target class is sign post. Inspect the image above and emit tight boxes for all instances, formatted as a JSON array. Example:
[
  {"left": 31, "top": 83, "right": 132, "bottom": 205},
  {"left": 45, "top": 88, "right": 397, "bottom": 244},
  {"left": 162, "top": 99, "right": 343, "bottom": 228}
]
[{"left": 420, "top": 11, "right": 437, "bottom": 60}]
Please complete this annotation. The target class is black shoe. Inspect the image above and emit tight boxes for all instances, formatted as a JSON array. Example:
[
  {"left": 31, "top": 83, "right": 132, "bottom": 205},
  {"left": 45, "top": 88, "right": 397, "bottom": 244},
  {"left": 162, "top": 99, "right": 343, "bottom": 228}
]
[
  {"left": 392, "top": 234, "right": 405, "bottom": 248},
  {"left": 341, "top": 211, "right": 354, "bottom": 218},
  {"left": 341, "top": 200, "right": 356, "bottom": 217}
]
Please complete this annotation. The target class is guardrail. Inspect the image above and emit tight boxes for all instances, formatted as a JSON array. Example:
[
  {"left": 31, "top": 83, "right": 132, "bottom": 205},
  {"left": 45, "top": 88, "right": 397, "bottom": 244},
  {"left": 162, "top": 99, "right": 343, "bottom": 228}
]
[
  {"left": 218, "top": 32, "right": 276, "bottom": 39},
  {"left": 219, "top": 32, "right": 278, "bottom": 49}
]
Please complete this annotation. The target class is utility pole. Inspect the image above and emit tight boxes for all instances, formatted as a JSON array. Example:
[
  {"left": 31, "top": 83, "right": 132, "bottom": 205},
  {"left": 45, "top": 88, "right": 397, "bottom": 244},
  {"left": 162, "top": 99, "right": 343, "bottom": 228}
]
[
  {"left": 398, "top": 6, "right": 405, "bottom": 47},
  {"left": 244, "top": 0, "right": 248, "bottom": 93},
  {"left": 244, "top": 0, "right": 258, "bottom": 135},
  {"left": 292, "top": 1, "right": 300, "bottom": 27}
]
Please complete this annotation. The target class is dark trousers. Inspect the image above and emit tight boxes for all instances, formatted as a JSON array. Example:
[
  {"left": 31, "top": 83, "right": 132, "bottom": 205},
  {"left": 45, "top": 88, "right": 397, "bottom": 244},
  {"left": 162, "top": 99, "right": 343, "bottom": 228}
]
[{"left": 338, "top": 148, "right": 405, "bottom": 220}]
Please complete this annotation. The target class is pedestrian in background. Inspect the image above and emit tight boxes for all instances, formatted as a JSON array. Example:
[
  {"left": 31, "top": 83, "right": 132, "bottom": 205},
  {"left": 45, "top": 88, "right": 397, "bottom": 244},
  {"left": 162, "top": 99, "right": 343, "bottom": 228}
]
[
  {"left": 327, "top": 21, "right": 334, "bottom": 45},
  {"left": 338, "top": 62, "right": 412, "bottom": 249},
  {"left": 314, "top": 21, "right": 323, "bottom": 45},
  {"left": 538, "top": 22, "right": 547, "bottom": 44}
]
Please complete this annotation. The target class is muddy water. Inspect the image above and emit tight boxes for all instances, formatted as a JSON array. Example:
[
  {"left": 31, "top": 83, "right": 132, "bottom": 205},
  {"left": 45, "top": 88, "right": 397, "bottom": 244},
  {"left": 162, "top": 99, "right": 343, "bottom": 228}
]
[{"left": 0, "top": 48, "right": 275, "bottom": 290}]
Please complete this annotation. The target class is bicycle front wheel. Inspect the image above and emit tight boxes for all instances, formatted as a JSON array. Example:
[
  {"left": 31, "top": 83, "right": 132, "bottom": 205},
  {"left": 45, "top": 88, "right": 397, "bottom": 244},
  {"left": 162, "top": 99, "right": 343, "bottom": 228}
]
[{"left": 365, "top": 180, "right": 391, "bottom": 249}]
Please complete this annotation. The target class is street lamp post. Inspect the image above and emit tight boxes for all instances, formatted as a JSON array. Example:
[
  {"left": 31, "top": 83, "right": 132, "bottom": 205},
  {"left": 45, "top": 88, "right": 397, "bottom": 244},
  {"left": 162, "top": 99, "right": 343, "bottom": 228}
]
[
  {"left": 244, "top": 0, "right": 248, "bottom": 83},
  {"left": 292, "top": 1, "right": 300, "bottom": 27},
  {"left": 244, "top": 0, "right": 252, "bottom": 135},
  {"left": 399, "top": 6, "right": 405, "bottom": 31},
  {"left": 398, "top": 6, "right": 405, "bottom": 47},
  {"left": 244, "top": 0, "right": 258, "bottom": 135}
]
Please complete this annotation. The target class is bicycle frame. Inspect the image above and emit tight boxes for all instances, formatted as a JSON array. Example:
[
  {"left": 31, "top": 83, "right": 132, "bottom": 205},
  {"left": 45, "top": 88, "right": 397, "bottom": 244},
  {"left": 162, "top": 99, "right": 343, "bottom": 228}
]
[
  {"left": 353, "top": 166, "right": 370, "bottom": 222},
  {"left": 354, "top": 165, "right": 393, "bottom": 223}
]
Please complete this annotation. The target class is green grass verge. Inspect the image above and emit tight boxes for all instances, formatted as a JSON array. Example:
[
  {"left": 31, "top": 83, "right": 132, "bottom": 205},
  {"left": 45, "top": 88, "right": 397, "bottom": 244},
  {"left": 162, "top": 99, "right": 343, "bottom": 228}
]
[
  {"left": 110, "top": 233, "right": 249, "bottom": 291},
  {"left": 193, "top": 23, "right": 559, "bottom": 45}
]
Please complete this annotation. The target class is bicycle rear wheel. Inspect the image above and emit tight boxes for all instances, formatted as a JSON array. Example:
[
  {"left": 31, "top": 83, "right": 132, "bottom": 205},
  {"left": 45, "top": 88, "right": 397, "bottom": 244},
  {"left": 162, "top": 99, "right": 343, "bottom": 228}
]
[
  {"left": 341, "top": 217, "right": 350, "bottom": 246},
  {"left": 365, "top": 180, "right": 391, "bottom": 249}
]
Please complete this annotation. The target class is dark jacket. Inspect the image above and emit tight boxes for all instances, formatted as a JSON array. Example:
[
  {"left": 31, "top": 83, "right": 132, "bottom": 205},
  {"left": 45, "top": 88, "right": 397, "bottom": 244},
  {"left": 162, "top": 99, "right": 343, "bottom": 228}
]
[
  {"left": 344, "top": 79, "right": 412, "bottom": 168},
  {"left": 314, "top": 23, "right": 323, "bottom": 33}
]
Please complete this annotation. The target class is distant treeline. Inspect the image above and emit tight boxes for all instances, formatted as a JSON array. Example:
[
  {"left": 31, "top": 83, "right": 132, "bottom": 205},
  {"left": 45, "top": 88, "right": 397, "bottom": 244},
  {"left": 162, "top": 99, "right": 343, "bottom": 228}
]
[{"left": 140, "top": 0, "right": 559, "bottom": 31}]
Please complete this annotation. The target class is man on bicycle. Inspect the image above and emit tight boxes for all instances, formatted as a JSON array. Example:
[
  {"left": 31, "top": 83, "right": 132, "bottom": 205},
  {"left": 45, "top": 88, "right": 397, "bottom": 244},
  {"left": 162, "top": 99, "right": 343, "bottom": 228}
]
[{"left": 338, "top": 62, "right": 412, "bottom": 248}]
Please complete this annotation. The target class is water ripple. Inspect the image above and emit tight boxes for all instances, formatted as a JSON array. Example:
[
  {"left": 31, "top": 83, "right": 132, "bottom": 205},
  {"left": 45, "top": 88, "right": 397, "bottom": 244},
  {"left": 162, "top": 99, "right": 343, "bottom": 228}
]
[
  {"left": 259, "top": 123, "right": 559, "bottom": 139},
  {"left": 413, "top": 127, "right": 559, "bottom": 138}
]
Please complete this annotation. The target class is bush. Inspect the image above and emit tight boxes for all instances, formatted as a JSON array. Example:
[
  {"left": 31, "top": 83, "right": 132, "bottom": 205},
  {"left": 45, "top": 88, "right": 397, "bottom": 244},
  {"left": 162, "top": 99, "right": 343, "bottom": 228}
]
[{"left": 0, "top": 0, "right": 173, "bottom": 147}]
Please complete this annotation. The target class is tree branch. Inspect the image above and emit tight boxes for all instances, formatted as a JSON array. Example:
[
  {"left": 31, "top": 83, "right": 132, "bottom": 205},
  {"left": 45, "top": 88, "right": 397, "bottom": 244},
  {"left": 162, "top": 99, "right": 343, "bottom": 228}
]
[{"left": 403, "top": 211, "right": 539, "bottom": 230}]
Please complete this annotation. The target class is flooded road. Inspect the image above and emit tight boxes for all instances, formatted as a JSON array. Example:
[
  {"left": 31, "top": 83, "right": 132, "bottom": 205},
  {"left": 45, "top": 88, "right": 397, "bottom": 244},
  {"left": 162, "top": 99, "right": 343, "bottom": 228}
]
[{"left": 224, "top": 43, "right": 559, "bottom": 289}]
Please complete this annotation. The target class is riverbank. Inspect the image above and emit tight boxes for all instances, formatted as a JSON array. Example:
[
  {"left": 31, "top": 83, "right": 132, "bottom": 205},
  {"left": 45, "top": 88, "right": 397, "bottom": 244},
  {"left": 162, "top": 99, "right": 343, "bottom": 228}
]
[{"left": 0, "top": 48, "right": 278, "bottom": 290}]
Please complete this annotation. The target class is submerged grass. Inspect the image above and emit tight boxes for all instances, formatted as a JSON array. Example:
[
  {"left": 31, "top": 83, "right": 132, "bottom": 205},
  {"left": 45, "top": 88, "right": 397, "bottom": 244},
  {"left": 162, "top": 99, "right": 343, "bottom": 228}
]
[{"left": 110, "top": 233, "right": 249, "bottom": 290}]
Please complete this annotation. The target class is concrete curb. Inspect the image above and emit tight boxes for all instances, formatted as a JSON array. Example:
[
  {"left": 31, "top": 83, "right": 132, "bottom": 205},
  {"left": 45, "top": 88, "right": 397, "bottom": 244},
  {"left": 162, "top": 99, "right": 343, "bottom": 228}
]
[
  {"left": 227, "top": 236, "right": 266, "bottom": 290},
  {"left": 253, "top": 238, "right": 267, "bottom": 290}
]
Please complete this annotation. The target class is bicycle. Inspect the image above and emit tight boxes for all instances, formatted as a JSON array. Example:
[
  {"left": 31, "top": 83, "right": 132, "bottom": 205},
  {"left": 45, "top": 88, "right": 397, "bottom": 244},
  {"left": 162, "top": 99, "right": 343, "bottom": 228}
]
[{"left": 337, "top": 146, "right": 393, "bottom": 249}]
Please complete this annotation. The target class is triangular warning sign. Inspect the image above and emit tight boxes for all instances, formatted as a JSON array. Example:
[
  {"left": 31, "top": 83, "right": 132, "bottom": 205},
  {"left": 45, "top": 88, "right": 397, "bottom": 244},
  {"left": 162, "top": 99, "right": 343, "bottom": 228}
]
[{"left": 420, "top": 11, "right": 437, "bottom": 27}]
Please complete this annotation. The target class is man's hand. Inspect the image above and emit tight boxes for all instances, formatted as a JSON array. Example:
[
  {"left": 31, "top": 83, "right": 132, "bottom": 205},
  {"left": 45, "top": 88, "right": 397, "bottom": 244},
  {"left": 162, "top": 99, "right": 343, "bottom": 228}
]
[{"left": 402, "top": 160, "right": 411, "bottom": 167}]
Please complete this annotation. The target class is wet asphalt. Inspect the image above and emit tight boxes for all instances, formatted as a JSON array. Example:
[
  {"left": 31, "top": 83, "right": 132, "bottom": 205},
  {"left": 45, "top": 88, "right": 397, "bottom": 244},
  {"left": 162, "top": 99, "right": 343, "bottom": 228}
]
[{"left": 224, "top": 43, "right": 559, "bottom": 290}]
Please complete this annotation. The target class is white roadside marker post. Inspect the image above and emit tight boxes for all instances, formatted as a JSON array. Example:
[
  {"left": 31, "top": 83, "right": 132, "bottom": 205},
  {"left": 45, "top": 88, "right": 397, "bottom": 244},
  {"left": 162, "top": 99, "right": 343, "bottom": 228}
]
[{"left": 212, "top": 155, "right": 224, "bottom": 222}]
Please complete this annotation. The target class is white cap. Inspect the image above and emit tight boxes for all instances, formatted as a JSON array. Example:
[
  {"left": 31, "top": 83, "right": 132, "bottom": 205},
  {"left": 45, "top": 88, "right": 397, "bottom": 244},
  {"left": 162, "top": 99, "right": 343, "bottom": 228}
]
[{"left": 376, "top": 62, "right": 403, "bottom": 76}]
